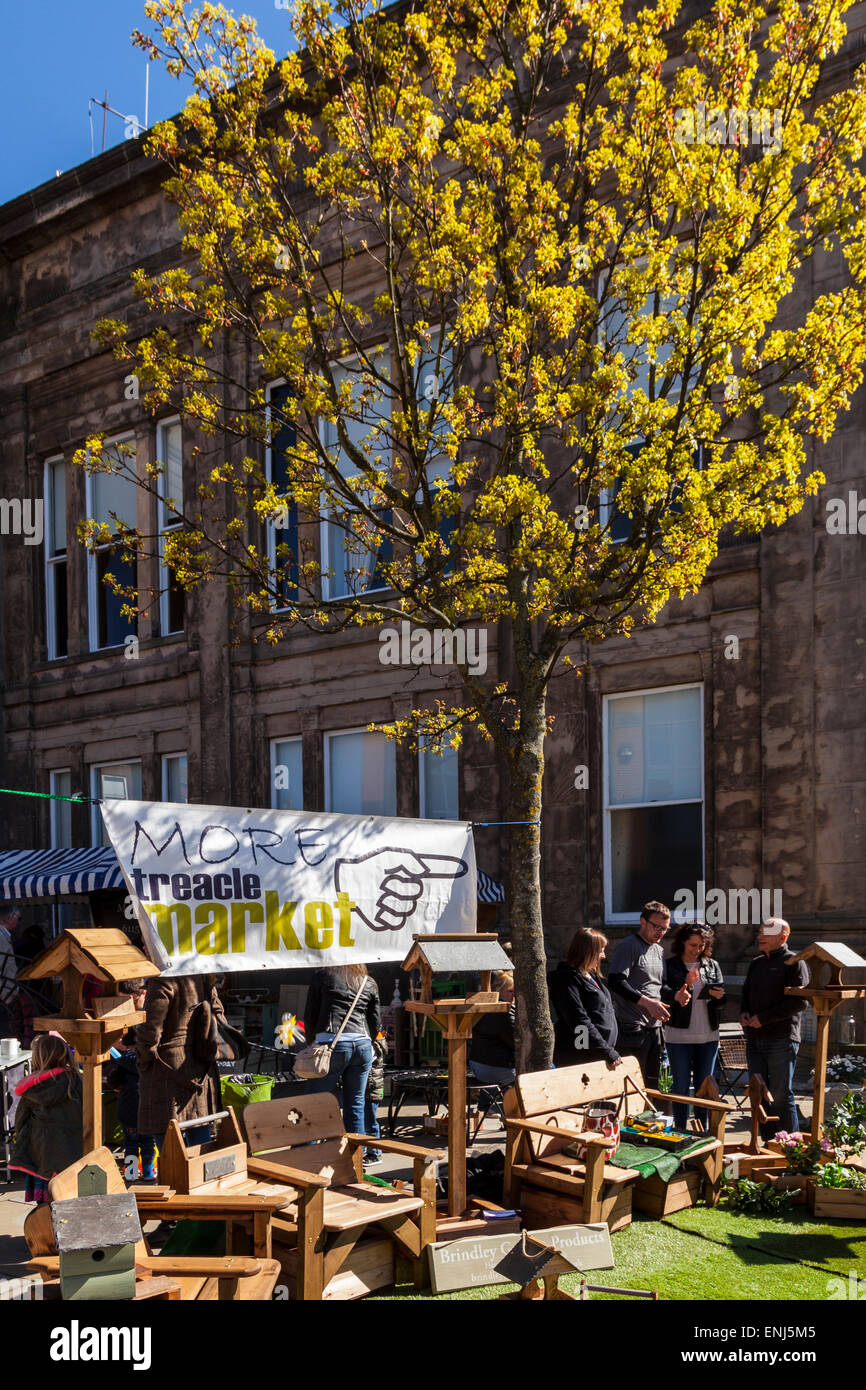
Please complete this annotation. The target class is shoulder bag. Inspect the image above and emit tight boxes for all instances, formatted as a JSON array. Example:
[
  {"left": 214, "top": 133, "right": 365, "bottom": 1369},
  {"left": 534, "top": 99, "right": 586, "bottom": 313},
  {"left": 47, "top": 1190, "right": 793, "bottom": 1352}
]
[{"left": 293, "top": 978, "right": 368, "bottom": 1080}]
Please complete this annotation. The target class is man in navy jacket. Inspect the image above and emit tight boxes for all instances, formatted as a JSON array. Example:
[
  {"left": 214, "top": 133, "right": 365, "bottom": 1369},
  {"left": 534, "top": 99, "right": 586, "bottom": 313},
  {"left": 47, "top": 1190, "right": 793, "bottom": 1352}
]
[{"left": 740, "top": 917, "right": 809, "bottom": 1137}]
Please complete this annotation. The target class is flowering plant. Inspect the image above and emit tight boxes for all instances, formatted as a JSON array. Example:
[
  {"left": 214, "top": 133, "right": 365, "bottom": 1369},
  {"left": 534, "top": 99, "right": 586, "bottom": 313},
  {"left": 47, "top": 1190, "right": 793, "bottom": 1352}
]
[
  {"left": 822, "top": 1056, "right": 866, "bottom": 1086},
  {"left": 774, "top": 1131, "right": 834, "bottom": 1174}
]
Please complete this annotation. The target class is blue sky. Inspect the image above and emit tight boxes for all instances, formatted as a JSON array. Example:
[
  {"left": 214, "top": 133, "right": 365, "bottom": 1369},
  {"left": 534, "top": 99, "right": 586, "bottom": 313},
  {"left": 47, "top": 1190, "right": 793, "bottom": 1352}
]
[{"left": 0, "top": 0, "right": 296, "bottom": 206}]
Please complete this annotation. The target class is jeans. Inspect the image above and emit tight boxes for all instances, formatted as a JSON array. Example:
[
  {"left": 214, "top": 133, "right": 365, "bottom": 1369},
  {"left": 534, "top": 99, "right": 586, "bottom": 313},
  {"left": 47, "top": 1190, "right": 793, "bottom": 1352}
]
[
  {"left": 123, "top": 1127, "right": 158, "bottom": 1180},
  {"left": 469, "top": 1060, "right": 517, "bottom": 1086},
  {"left": 616, "top": 1026, "right": 664, "bottom": 1091},
  {"left": 666, "top": 1041, "right": 719, "bottom": 1131},
  {"left": 746, "top": 1036, "right": 801, "bottom": 1138},
  {"left": 364, "top": 1096, "right": 382, "bottom": 1158},
  {"left": 307, "top": 1037, "right": 374, "bottom": 1138}
]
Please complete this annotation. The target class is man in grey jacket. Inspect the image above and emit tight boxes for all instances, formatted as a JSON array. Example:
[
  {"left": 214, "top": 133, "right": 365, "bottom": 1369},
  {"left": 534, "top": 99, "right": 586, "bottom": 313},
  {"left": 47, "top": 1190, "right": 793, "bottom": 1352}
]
[{"left": 607, "top": 901, "right": 671, "bottom": 1089}]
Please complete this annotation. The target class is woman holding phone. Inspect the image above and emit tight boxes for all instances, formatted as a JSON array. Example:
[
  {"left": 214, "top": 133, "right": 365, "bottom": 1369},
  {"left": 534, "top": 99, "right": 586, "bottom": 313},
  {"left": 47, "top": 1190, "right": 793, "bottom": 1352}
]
[{"left": 663, "top": 925, "right": 726, "bottom": 1131}]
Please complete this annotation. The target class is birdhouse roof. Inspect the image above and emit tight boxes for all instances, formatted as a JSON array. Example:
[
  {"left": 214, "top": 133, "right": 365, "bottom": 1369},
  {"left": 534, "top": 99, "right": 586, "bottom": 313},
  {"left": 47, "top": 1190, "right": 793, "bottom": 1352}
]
[
  {"left": 401, "top": 934, "right": 512, "bottom": 975},
  {"left": 17, "top": 927, "right": 159, "bottom": 985},
  {"left": 51, "top": 1193, "right": 143, "bottom": 1252},
  {"left": 788, "top": 942, "right": 866, "bottom": 970},
  {"left": 493, "top": 1233, "right": 578, "bottom": 1285}
]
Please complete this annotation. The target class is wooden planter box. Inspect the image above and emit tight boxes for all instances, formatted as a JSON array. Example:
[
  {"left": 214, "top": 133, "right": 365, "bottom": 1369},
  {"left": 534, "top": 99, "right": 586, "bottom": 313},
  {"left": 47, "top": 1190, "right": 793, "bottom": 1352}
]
[
  {"left": 764, "top": 1173, "right": 810, "bottom": 1205},
  {"left": 632, "top": 1169, "right": 701, "bottom": 1218},
  {"left": 809, "top": 1185, "right": 866, "bottom": 1221}
]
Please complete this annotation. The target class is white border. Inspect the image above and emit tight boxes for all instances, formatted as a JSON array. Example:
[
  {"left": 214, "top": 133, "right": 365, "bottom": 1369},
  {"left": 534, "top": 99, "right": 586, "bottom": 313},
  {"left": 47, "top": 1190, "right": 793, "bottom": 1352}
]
[
  {"left": 418, "top": 739, "right": 459, "bottom": 820},
  {"left": 602, "top": 682, "right": 705, "bottom": 924},
  {"left": 49, "top": 769, "right": 72, "bottom": 849}
]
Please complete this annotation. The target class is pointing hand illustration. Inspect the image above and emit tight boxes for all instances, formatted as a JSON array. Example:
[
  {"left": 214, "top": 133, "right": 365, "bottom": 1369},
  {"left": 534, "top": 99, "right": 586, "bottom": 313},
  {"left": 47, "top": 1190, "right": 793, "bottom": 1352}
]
[{"left": 334, "top": 847, "right": 469, "bottom": 932}]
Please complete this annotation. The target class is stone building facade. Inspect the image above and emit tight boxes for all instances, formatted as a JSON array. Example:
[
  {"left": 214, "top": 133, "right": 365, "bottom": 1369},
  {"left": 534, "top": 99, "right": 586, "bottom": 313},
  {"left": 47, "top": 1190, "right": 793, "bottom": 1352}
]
[{"left": 1, "top": 30, "right": 865, "bottom": 997}]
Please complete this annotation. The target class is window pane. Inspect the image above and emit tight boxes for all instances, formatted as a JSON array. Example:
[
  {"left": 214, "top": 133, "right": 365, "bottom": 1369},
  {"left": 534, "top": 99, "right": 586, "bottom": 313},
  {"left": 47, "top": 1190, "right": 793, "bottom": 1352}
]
[
  {"left": 49, "top": 460, "right": 66, "bottom": 556},
  {"left": 94, "top": 762, "right": 142, "bottom": 846},
  {"left": 91, "top": 444, "right": 138, "bottom": 531},
  {"left": 96, "top": 549, "right": 136, "bottom": 648},
  {"left": 421, "top": 741, "right": 459, "bottom": 819},
  {"left": 328, "top": 732, "right": 396, "bottom": 815},
  {"left": 609, "top": 803, "right": 703, "bottom": 915},
  {"left": 272, "top": 739, "right": 303, "bottom": 810},
  {"left": 50, "top": 771, "right": 72, "bottom": 849},
  {"left": 159, "top": 422, "right": 183, "bottom": 515},
  {"left": 322, "top": 360, "right": 391, "bottom": 599},
  {"left": 608, "top": 688, "right": 701, "bottom": 806},
  {"left": 163, "top": 754, "right": 188, "bottom": 803},
  {"left": 50, "top": 559, "right": 68, "bottom": 658},
  {"left": 268, "top": 384, "right": 300, "bottom": 606}
]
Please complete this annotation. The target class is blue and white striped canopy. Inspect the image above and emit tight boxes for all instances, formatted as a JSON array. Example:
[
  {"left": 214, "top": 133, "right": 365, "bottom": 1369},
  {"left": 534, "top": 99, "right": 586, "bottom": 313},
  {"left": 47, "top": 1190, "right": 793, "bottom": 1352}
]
[
  {"left": 477, "top": 868, "right": 505, "bottom": 903},
  {"left": 0, "top": 848, "right": 125, "bottom": 900}
]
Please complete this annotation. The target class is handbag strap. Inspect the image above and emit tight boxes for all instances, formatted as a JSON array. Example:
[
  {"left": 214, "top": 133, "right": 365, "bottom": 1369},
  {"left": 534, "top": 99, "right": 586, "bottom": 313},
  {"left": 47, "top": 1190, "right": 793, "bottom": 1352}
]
[{"left": 329, "top": 977, "right": 369, "bottom": 1049}]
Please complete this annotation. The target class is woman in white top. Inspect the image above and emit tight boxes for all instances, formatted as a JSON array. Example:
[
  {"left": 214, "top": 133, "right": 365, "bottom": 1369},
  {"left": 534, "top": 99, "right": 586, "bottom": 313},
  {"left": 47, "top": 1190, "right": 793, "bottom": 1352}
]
[{"left": 662, "top": 925, "right": 726, "bottom": 1131}]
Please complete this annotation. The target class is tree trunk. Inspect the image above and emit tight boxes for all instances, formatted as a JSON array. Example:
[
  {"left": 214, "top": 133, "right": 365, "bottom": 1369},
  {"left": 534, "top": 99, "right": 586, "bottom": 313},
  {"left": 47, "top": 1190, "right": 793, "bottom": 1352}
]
[{"left": 507, "top": 682, "right": 554, "bottom": 1073}]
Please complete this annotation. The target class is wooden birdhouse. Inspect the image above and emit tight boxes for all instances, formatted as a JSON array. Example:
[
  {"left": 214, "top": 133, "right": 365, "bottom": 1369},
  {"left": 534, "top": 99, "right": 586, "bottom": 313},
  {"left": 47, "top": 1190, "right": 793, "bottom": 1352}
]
[
  {"left": 18, "top": 928, "right": 160, "bottom": 1152},
  {"left": 787, "top": 941, "right": 866, "bottom": 992},
  {"left": 51, "top": 1165, "right": 142, "bottom": 1301},
  {"left": 401, "top": 933, "right": 512, "bottom": 1006}
]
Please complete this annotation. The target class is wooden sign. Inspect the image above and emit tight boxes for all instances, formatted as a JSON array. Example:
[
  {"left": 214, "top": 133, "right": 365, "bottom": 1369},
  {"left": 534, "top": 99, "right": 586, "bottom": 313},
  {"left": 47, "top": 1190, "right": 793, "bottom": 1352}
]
[{"left": 428, "top": 1223, "right": 614, "bottom": 1294}]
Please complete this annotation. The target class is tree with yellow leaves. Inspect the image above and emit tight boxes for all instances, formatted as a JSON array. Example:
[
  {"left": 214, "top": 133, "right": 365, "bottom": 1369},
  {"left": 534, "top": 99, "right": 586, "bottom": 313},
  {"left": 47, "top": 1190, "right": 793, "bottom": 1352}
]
[{"left": 86, "top": 0, "right": 866, "bottom": 1068}]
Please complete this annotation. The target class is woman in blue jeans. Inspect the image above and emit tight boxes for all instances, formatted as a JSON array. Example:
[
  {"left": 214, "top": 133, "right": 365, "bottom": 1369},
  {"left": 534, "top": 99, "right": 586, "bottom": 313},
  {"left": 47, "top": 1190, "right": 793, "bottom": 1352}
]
[
  {"left": 662, "top": 925, "right": 726, "bottom": 1131},
  {"left": 302, "top": 964, "right": 381, "bottom": 1165}
]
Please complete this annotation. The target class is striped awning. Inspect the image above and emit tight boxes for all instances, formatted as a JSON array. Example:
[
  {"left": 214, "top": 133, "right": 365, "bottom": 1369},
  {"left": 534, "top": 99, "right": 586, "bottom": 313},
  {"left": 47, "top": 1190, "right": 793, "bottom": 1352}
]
[
  {"left": 0, "top": 848, "right": 125, "bottom": 900},
  {"left": 478, "top": 868, "right": 505, "bottom": 903}
]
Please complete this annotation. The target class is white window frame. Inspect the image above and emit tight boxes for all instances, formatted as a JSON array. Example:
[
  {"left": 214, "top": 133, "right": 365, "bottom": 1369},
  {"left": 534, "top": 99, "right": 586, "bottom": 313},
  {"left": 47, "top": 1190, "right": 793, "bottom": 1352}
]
[
  {"left": 418, "top": 739, "right": 460, "bottom": 820},
  {"left": 319, "top": 351, "right": 392, "bottom": 603},
  {"left": 602, "top": 682, "right": 705, "bottom": 925},
  {"left": 90, "top": 760, "right": 143, "bottom": 846},
  {"left": 156, "top": 417, "right": 184, "bottom": 636},
  {"left": 49, "top": 769, "right": 73, "bottom": 849},
  {"left": 85, "top": 432, "right": 138, "bottom": 652},
  {"left": 161, "top": 752, "right": 188, "bottom": 803},
  {"left": 323, "top": 727, "right": 397, "bottom": 815},
  {"left": 269, "top": 736, "right": 303, "bottom": 810},
  {"left": 44, "top": 456, "right": 67, "bottom": 661}
]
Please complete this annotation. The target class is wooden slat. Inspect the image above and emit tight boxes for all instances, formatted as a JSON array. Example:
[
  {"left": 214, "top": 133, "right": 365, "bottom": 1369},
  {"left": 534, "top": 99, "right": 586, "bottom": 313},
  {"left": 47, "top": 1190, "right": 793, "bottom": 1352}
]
[
  {"left": 250, "top": 1138, "right": 356, "bottom": 1186},
  {"left": 319, "top": 1187, "right": 422, "bottom": 1232},
  {"left": 243, "top": 1094, "right": 346, "bottom": 1153},
  {"left": 532, "top": 1152, "right": 641, "bottom": 1184},
  {"left": 510, "top": 1162, "right": 639, "bottom": 1197},
  {"left": 516, "top": 1057, "right": 646, "bottom": 1116}
]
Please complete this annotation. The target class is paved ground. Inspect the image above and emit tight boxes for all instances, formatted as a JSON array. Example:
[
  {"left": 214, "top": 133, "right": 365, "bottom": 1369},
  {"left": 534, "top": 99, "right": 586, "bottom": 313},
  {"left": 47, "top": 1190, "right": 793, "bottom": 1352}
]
[{"left": 0, "top": 1085, "right": 812, "bottom": 1284}]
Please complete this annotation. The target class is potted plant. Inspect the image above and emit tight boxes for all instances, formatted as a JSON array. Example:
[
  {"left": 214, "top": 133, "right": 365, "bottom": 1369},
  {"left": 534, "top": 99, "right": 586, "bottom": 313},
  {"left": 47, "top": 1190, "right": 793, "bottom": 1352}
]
[
  {"left": 768, "top": 1132, "right": 835, "bottom": 1202},
  {"left": 810, "top": 1162, "right": 866, "bottom": 1219},
  {"left": 824, "top": 1090, "right": 866, "bottom": 1160},
  {"left": 819, "top": 1055, "right": 866, "bottom": 1110}
]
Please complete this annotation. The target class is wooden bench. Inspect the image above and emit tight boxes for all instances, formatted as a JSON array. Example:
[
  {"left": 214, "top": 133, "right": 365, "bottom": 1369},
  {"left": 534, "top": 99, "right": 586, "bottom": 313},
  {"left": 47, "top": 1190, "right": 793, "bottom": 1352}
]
[
  {"left": 505, "top": 1058, "right": 731, "bottom": 1227},
  {"left": 241, "top": 1094, "right": 438, "bottom": 1300}
]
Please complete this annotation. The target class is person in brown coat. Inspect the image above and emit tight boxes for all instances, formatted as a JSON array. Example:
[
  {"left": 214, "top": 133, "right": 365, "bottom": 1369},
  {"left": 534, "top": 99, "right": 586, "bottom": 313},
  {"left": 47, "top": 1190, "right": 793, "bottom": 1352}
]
[{"left": 136, "top": 974, "right": 225, "bottom": 1149}]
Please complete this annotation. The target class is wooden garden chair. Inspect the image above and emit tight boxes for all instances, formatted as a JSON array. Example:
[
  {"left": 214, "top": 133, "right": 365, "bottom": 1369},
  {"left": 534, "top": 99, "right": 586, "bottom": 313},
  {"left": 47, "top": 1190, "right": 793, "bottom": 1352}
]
[
  {"left": 24, "top": 1148, "right": 282, "bottom": 1301},
  {"left": 240, "top": 1094, "right": 439, "bottom": 1300}
]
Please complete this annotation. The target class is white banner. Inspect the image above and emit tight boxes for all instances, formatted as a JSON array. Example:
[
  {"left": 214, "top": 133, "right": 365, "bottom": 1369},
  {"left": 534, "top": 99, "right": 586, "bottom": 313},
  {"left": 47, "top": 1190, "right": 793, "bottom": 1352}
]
[{"left": 100, "top": 799, "right": 477, "bottom": 976}]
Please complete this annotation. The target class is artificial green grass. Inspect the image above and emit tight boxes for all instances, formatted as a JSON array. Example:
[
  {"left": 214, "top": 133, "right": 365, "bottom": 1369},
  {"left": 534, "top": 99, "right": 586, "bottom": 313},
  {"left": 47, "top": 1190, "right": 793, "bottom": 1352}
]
[
  {"left": 373, "top": 1213, "right": 838, "bottom": 1300},
  {"left": 664, "top": 1204, "right": 866, "bottom": 1279}
]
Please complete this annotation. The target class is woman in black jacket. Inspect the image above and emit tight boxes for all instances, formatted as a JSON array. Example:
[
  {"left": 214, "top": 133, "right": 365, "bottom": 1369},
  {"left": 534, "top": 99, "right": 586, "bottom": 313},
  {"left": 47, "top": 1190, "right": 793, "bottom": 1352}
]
[
  {"left": 302, "top": 964, "right": 381, "bottom": 1164},
  {"left": 662, "top": 924, "right": 726, "bottom": 1131},
  {"left": 550, "top": 929, "right": 622, "bottom": 1068}
]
